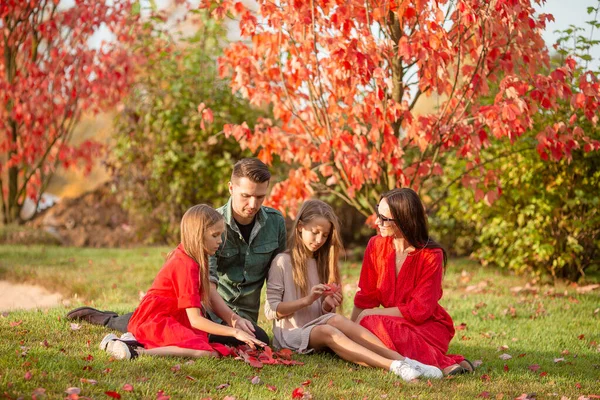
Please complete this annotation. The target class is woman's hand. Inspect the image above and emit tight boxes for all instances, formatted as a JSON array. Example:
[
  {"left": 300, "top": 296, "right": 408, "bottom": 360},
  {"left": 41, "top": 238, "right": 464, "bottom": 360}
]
[
  {"left": 356, "top": 307, "right": 402, "bottom": 324},
  {"left": 233, "top": 329, "right": 267, "bottom": 349},
  {"left": 304, "top": 284, "right": 329, "bottom": 306}
]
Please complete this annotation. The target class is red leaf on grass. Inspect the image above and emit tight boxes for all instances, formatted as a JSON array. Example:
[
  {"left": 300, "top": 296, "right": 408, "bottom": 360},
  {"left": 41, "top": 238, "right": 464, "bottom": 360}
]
[
  {"left": 247, "top": 356, "right": 263, "bottom": 368},
  {"left": 66, "top": 387, "right": 81, "bottom": 395},
  {"left": 105, "top": 391, "right": 121, "bottom": 399},
  {"left": 250, "top": 376, "right": 261, "bottom": 385},
  {"left": 122, "top": 384, "right": 133, "bottom": 392},
  {"left": 10, "top": 320, "right": 23, "bottom": 327},
  {"left": 528, "top": 364, "right": 540, "bottom": 372},
  {"left": 455, "top": 323, "right": 467, "bottom": 330},
  {"left": 576, "top": 382, "right": 582, "bottom": 389},
  {"left": 503, "top": 364, "right": 509, "bottom": 372},
  {"left": 185, "top": 376, "right": 196, "bottom": 381},
  {"left": 70, "top": 323, "right": 81, "bottom": 330},
  {"left": 578, "top": 334, "right": 585, "bottom": 340},
  {"left": 156, "top": 390, "right": 170, "bottom": 400},
  {"left": 266, "top": 385, "right": 277, "bottom": 392},
  {"left": 83, "top": 354, "right": 93, "bottom": 361},
  {"left": 478, "top": 392, "right": 491, "bottom": 398},
  {"left": 539, "top": 371, "right": 548, "bottom": 377},
  {"left": 480, "top": 374, "right": 491, "bottom": 382},
  {"left": 301, "top": 380, "right": 311, "bottom": 386},
  {"left": 292, "top": 387, "right": 304, "bottom": 398},
  {"left": 216, "top": 383, "right": 230, "bottom": 390},
  {"left": 518, "top": 353, "right": 527, "bottom": 358},
  {"left": 24, "top": 371, "right": 32, "bottom": 380},
  {"left": 80, "top": 378, "right": 97, "bottom": 384},
  {"left": 171, "top": 364, "right": 181, "bottom": 372},
  {"left": 277, "top": 348, "right": 293, "bottom": 359}
]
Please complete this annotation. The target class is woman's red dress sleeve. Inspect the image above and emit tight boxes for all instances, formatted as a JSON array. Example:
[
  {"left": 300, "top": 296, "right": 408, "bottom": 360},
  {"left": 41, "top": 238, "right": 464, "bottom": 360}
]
[{"left": 354, "top": 237, "right": 381, "bottom": 309}]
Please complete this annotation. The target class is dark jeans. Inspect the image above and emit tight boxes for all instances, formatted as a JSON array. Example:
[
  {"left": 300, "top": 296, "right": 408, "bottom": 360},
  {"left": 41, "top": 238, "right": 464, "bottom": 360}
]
[{"left": 105, "top": 311, "right": 270, "bottom": 346}]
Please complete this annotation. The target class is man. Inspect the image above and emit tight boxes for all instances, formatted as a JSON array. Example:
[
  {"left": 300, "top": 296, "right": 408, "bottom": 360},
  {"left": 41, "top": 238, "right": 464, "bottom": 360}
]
[{"left": 67, "top": 158, "right": 286, "bottom": 345}]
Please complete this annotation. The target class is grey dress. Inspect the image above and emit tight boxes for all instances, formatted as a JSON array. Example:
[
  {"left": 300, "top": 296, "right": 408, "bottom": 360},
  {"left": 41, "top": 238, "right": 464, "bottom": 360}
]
[{"left": 264, "top": 253, "right": 336, "bottom": 353}]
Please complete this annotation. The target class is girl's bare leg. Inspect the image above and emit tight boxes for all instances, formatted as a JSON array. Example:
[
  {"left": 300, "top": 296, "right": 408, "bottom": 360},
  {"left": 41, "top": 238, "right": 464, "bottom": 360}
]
[
  {"left": 326, "top": 315, "right": 405, "bottom": 361},
  {"left": 308, "top": 325, "right": 393, "bottom": 369},
  {"left": 138, "top": 346, "right": 219, "bottom": 358}
]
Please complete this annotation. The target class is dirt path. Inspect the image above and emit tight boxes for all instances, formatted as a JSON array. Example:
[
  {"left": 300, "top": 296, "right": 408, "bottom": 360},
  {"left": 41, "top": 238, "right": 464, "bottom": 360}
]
[{"left": 0, "top": 280, "right": 63, "bottom": 312}]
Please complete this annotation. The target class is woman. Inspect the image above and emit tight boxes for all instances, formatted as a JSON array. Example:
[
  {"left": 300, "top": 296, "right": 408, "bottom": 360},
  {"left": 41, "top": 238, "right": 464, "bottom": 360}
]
[{"left": 351, "top": 188, "right": 474, "bottom": 375}]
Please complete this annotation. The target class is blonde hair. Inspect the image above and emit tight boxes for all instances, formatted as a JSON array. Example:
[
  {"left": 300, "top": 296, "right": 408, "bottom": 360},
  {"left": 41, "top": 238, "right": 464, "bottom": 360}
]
[
  {"left": 288, "top": 199, "right": 343, "bottom": 297},
  {"left": 167, "top": 204, "right": 223, "bottom": 309}
]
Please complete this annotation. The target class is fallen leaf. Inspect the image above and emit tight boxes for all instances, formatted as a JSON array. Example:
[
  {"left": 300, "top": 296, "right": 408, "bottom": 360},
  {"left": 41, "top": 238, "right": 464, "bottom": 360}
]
[
  {"left": 171, "top": 364, "right": 181, "bottom": 372},
  {"left": 481, "top": 374, "right": 491, "bottom": 382},
  {"left": 473, "top": 360, "right": 483, "bottom": 368},
  {"left": 518, "top": 353, "right": 527, "bottom": 358},
  {"left": 478, "top": 392, "right": 490, "bottom": 398},
  {"left": 156, "top": 390, "right": 170, "bottom": 400},
  {"left": 10, "top": 320, "right": 23, "bottom": 327},
  {"left": 503, "top": 364, "right": 509, "bottom": 372},
  {"left": 83, "top": 354, "right": 93, "bottom": 361},
  {"left": 553, "top": 358, "right": 564, "bottom": 363},
  {"left": 292, "top": 387, "right": 305, "bottom": 398},
  {"left": 499, "top": 353, "right": 512, "bottom": 360},
  {"left": 31, "top": 388, "right": 46, "bottom": 400},
  {"left": 301, "top": 380, "right": 311, "bottom": 386},
  {"left": 24, "top": 371, "right": 32, "bottom": 380},
  {"left": 455, "top": 323, "right": 467, "bottom": 330},
  {"left": 70, "top": 323, "right": 81, "bottom": 330},
  {"left": 40, "top": 340, "right": 50, "bottom": 348},
  {"left": 122, "top": 384, "right": 133, "bottom": 392},
  {"left": 105, "top": 391, "right": 121, "bottom": 399},
  {"left": 540, "top": 371, "right": 548, "bottom": 377},
  {"left": 266, "top": 384, "right": 277, "bottom": 392},
  {"left": 528, "top": 364, "right": 540, "bottom": 372},
  {"left": 185, "top": 376, "right": 196, "bottom": 381},
  {"left": 250, "top": 376, "right": 261, "bottom": 385},
  {"left": 80, "top": 378, "right": 97, "bottom": 385},
  {"left": 216, "top": 383, "right": 230, "bottom": 390},
  {"left": 65, "top": 387, "right": 81, "bottom": 395},
  {"left": 498, "top": 345, "right": 509, "bottom": 351},
  {"left": 576, "top": 382, "right": 582, "bottom": 389},
  {"left": 578, "top": 334, "right": 585, "bottom": 340}
]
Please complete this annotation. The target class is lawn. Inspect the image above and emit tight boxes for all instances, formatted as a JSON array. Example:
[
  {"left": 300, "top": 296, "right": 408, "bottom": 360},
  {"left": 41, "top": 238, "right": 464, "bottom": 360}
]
[{"left": 1, "top": 244, "right": 599, "bottom": 399}]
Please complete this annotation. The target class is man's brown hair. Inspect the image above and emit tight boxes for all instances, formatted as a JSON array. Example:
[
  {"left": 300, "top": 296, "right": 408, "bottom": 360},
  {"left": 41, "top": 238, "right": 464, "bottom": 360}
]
[{"left": 231, "top": 158, "right": 271, "bottom": 183}]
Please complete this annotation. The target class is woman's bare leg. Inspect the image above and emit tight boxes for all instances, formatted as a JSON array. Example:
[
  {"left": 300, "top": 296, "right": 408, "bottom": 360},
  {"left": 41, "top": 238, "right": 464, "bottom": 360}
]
[
  {"left": 308, "top": 325, "right": 393, "bottom": 369},
  {"left": 138, "top": 346, "right": 219, "bottom": 358},
  {"left": 326, "top": 315, "right": 405, "bottom": 361}
]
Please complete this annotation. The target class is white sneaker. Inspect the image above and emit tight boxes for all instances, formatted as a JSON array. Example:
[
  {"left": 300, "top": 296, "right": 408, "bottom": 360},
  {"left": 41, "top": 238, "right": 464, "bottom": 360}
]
[
  {"left": 404, "top": 357, "right": 444, "bottom": 379},
  {"left": 390, "top": 360, "right": 422, "bottom": 382},
  {"left": 107, "top": 340, "right": 137, "bottom": 360},
  {"left": 99, "top": 333, "right": 118, "bottom": 351},
  {"left": 120, "top": 332, "right": 136, "bottom": 341}
]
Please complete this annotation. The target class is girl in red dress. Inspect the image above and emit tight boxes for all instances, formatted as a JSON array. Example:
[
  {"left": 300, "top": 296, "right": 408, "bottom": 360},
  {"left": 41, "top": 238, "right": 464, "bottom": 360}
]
[
  {"left": 102, "top": 204, "right": 265, "bottom": 360},
  {"left": 351, "top": 189, "right": 474, "bottom": 375},
  {"left": 265, "top": 199, "right": 442, "bottom": 382}
]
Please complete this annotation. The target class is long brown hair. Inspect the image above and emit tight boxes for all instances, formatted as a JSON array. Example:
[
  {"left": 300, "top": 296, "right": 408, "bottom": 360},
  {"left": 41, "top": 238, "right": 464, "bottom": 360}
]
[
  {"left": 288, "top": 199, "right": 343, "bottom": 297},
  {"left": 167, "top": 204, "right": 223, "bottom": 309},
  {"left": 381, "top": 188, "right": 447, "bottom": 267}
]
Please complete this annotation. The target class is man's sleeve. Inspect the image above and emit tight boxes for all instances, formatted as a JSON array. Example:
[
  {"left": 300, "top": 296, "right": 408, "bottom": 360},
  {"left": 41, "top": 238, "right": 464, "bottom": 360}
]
[{"left": 208, "top": 254, "right": 219, "bottom": 284}]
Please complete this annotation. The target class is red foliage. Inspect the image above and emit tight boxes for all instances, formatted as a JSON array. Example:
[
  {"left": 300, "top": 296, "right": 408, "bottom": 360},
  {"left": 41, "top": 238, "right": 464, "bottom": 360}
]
[
  {"left": 200, "top": 0, "right": 600, "bottom": 216},
  {"left": 0, "top": 1, "right": 140, "bottom": 222}
]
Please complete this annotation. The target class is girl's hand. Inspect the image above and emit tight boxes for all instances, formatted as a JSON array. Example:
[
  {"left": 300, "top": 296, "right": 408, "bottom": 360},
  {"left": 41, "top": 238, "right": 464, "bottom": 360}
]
[
  {"left": 304, "top": 284, "right": 329, "bottom": 306},
  {"left": 233, "top": 329, "right": 267, "bottom": 349}
]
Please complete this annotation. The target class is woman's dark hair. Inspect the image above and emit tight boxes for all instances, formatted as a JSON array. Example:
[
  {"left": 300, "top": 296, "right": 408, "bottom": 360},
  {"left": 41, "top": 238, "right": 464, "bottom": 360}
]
[{"left": 381, "top": 188, "right": 447, "bottom": 267}]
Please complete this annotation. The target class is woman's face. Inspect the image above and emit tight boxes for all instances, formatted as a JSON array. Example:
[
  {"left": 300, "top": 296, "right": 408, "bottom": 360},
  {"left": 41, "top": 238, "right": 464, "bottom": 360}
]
[
  {"left": 299, "top": 216, "right": 332, "bottom": 255},
  {"left": 204, "top": 220, "right": 225, "bottom": 256},
  {"left": 376, "top": 198, "right": 403, "bottom": 238}
]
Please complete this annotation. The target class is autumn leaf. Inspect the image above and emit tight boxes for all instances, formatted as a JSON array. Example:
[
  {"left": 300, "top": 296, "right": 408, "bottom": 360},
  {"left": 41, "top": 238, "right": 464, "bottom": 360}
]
[
  {"left": 122, "top": 384, "right": 134, "bottom": 392},
  {"left": 24, "top": 371, "right": 32, "bottom": 380},
  {"left": 70, "top": 323, "right": 81, "bottom": 331},
  {"left": 292, "top": 387, "right": 305, "bottom": 398},
  {"left": 503, "top": 364, "right": 509, "bottom": 372},
  {"left": 478, "top": 392, "right": 491, "bottom": 398},
  {"left": 498, "top": 353, "right": 512, "bottom": 360},
  {"left": 480, "top": 374, "right": 491, "bottom": 382},
  {"left": 105, "top": 391, "right": 121, "bottom": 399},
  {"left": 266, "top": 385, "right": 277, "bottom": 392},
  {"left": 216, "top": 383, "right": 230, "bottom": 390},
  {"left": 250, "top": 376, "right": 261, "bottom": 385},
  {"left": 171, "top": 364, "right": 181, "bottom": 372},
  {"left": 301, "top": 380, "right": 311, "bottom": 386},
  {"left": 80, "top": 378, "right": 97, "bottom": 385},
  {"left": 66, "top": 387, "right": 81, "bottom": 395},
  {"left": 528, "top": 364, "right": 541, "bottom": 372}
]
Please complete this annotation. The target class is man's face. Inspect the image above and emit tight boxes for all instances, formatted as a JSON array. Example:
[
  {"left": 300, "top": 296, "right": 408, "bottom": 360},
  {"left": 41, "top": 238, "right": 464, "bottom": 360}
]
[{"left": 229, "top": 177, "right": 269, "bottom": 223}]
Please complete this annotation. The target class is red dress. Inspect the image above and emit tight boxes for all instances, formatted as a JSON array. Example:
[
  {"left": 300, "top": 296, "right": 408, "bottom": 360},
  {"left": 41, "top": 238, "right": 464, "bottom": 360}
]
[
  {"left": 354, "top": 236, "right": 464, "bottom": 369},
  {"left": 128, "top": 244, "right": 231, "bottom": 356}
]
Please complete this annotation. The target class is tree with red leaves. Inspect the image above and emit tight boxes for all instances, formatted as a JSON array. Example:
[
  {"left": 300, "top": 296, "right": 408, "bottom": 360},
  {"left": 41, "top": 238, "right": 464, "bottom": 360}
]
[
  {"left": 201, "top": 0, "right": 600, "bottom": 218},
  {"left": 0, "top": 0, "right": 138, "bottom": 223}
]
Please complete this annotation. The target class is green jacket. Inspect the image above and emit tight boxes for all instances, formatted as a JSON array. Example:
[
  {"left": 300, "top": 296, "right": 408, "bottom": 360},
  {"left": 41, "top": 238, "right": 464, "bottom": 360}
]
[{"left": 208, "top": 198, "right": 286, "bottom": 323}]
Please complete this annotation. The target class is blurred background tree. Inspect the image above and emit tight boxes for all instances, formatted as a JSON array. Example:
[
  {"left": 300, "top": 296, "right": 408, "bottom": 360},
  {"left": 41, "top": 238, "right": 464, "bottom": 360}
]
[
  {"left": 109, "top": 7, "right": 267, "bottom": 243},
  {"left": 429, "top": 3, "right": 600, "bottom": 282}
]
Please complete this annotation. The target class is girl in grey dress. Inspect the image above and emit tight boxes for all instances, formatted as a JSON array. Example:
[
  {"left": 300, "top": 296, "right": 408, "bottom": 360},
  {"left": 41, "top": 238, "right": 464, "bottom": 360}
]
[{"left": 265, "top": 200, "right": 442, "bottom": 382}]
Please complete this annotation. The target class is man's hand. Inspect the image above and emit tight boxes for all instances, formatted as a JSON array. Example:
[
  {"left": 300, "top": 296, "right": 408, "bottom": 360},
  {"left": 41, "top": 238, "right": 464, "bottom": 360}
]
[{"left": 230, "top": 314, "right": 256, "bottom": 336}]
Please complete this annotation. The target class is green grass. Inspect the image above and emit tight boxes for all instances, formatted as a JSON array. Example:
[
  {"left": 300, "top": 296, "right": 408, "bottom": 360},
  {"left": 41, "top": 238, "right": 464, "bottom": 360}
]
[{"left": 1, "top": 245, "right": 599, "bottom": 399}]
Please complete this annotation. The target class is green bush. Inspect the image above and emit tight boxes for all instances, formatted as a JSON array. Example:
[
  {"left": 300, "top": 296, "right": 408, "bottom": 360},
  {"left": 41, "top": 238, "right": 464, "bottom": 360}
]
[{"left": 110, "top": 15, "right": 266, "bottom": 243}]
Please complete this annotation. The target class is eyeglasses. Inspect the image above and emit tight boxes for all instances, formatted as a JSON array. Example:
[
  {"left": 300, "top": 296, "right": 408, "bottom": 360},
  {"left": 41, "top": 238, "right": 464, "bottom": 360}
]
[{"left": 375, "top": 209, "right": 396, "bottom": 226}]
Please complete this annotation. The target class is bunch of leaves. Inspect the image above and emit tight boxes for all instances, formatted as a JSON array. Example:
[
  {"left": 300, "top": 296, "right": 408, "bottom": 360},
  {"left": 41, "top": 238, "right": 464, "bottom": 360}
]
[
  {"left": 0, "top": 0, "right": 139, "bottom": 224},
  {"left": 233, "top": 345, "right": 304, "bottom": 368},
  {"left": 429, "top": 5, "right": 600, "bottom": 282},
  {"left": 198, "top": 0, "right": 599, "bottom": 219},
  {"left": 110, "top": 7, "right": 266, "bottom": 243}
]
